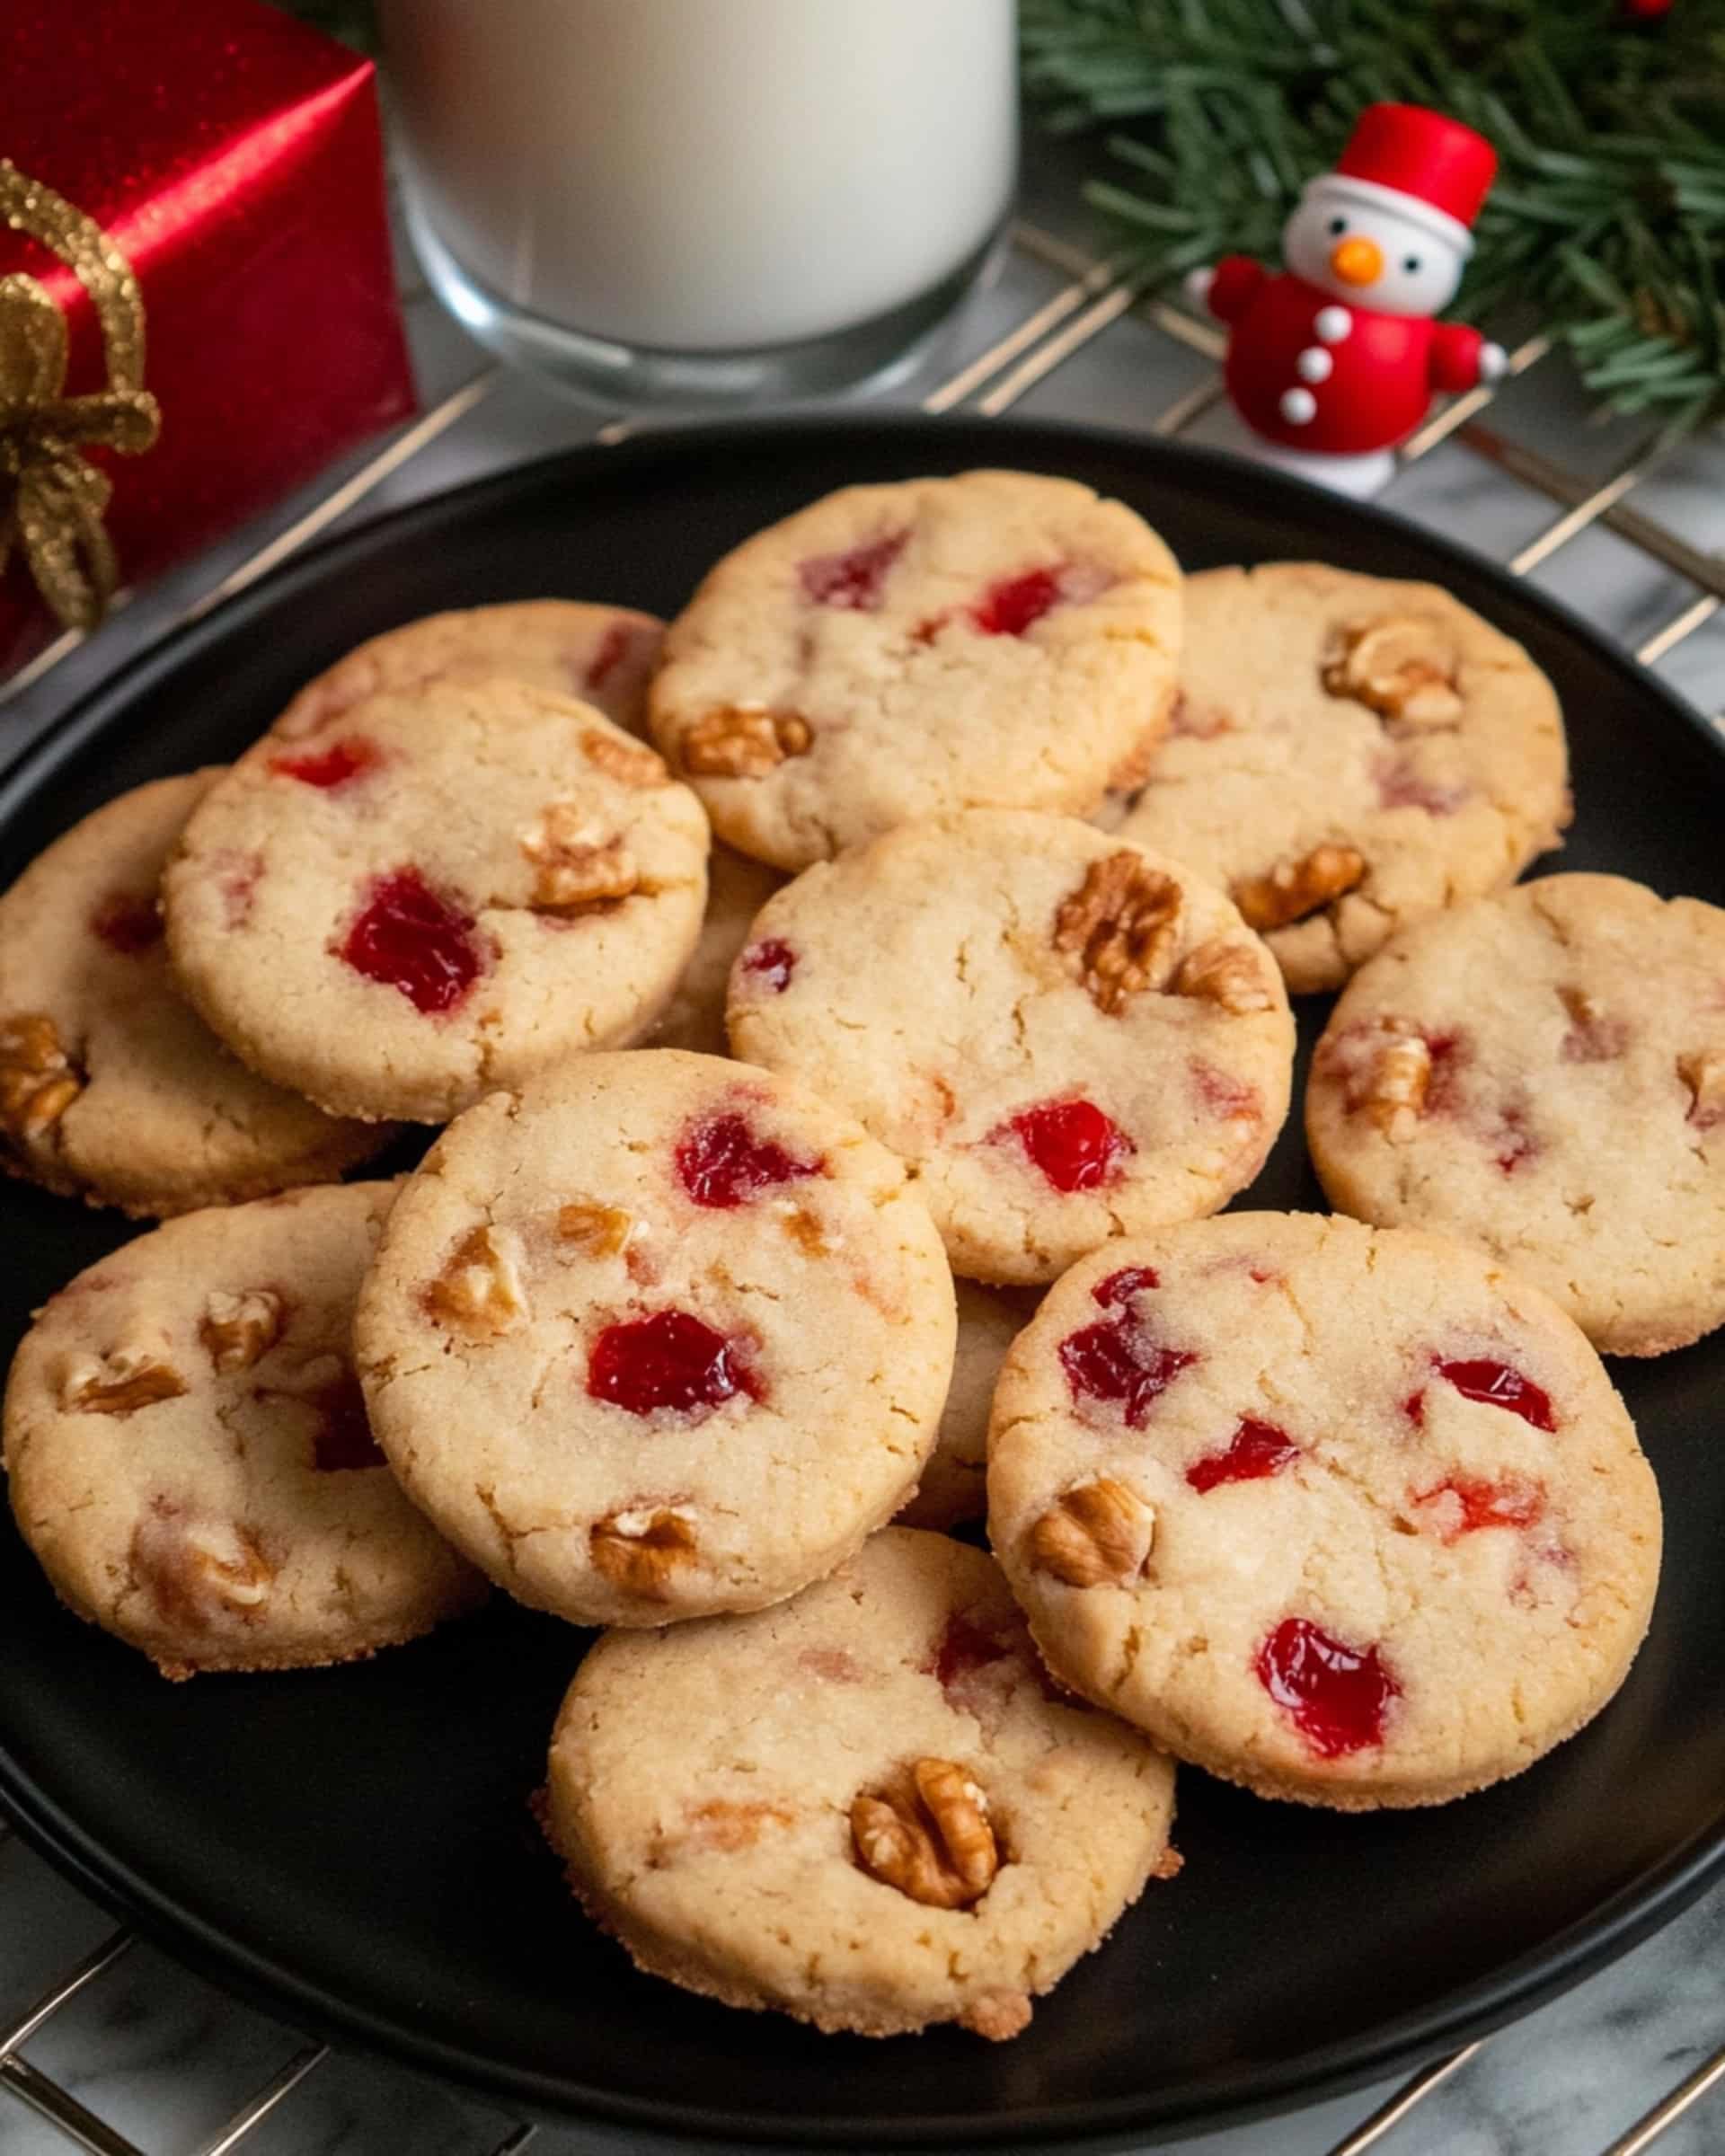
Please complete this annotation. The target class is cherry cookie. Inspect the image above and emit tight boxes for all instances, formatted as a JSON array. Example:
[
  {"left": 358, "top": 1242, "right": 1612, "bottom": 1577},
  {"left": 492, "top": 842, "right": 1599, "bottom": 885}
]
[
  {"left": 1115, "top": 563, "right": 1570, "bottom": 993},
  {"left": 1308, "top": 874, "right": 1725, "bottom": 1356},
  {"left": 896, "top": 1281, "right": 1029, "bottom": 1532},
  {"left": 542, "top": 1526, "right": 1178, "bottom": 2040},
  {"left": 0, "top": 773, "right": 390, "bottom": 1217},
  {"left": 728, "top": 811, "right": 1294, "bottom": 1286},
  {"left": 649, "top": 469, "right": 1183, "bottom": 871},
  {"left": 275, "top": 600, "right": 663, "bottom": 741},
  {"left": 3, "top": 1182, "right": 486, "bottom": 1678},
  {"left": 353, "top": 1052, "right": 955, "bottom": 1628},
  {"left": 988, "top": 1213, "right": 1660, "bottom": 1808},
  {"left": 163, "top": 680, "right": 710, "bottom": 1124}
]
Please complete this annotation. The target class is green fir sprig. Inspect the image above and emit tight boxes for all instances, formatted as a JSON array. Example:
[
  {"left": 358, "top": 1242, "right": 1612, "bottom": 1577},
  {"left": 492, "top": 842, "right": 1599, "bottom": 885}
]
[{"left": 1021, "top": 0, "right": 1725, "bottom": 434}]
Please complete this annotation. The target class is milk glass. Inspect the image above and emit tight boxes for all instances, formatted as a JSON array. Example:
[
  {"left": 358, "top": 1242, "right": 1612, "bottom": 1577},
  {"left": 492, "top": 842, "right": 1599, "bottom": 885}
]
[{"left": 383, "top": 0, "right": 1019, "bottom": 401}]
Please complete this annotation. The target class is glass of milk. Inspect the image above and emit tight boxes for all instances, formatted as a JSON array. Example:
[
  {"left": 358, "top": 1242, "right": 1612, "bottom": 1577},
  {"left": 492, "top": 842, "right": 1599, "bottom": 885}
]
[{"left": 382, "top": 0, "right": 1020, "bottom": 402}]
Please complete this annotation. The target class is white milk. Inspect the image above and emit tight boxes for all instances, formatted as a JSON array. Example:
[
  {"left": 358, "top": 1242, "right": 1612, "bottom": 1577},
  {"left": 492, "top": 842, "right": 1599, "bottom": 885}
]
[{"left": 384, "top": 0, "right": 1019, "bottom": 354}]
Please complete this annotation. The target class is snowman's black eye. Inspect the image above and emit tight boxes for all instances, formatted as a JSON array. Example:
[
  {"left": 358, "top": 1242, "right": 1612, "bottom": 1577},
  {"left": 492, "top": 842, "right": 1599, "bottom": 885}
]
[
  {"left": 1328, "top": 216, "right": 1348, "bottom": 235},
  {"left": 1402, "top": 254, "right": 1422, "bottom": 274}
]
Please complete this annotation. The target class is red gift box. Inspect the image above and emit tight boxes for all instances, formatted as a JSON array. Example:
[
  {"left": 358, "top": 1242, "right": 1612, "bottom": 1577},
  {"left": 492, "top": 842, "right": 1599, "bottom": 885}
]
[{"left": 0, "top": 0, "right": 417, "bottom": 676}]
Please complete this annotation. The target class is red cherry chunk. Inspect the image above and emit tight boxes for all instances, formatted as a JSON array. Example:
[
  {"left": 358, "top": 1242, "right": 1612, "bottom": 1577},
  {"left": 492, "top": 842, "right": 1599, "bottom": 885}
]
[
  {"left": 340, "top": 868, "right": 482, "bottom": 1014},
  {"left": 1413, "top": 1472, "right": 1544, "bottom": 1542},
  {"left": 270, "top": 737, "right": 381, "bottom": 790},
  {"left": 1192, "top": 1059, "right": 1261, "bottom": 1122},
  {"left": 91, "top": 893, "right": 162, "bottom": 955},
  {"left": 1003, "top": 1098, "right": 1133, "bottom": 1194},
  {"left": 799, "top": 530, "right": 907, "bottom": 610},
  {"left": 1433, "top": 1356, "right": 1556, "bottom": 1432},
  {"left": 740, "top": 939, "right": 797, "bottom": 993},
  {"left": 1092, "top": 1265, "right": 1159, "bottom": 1309},
  {"left": 675, "top": 1112, "right": 821, "bottom": 1209},
  {"left": 309, "top": 1371, "right": 386, "bottom": 1472},
  {"left": 927, "top": 1610, "right": 1012, "bottom": 1694},
  {"left": 587, "top": 1310, "right": 758, "bottom": 1419},
  {"left": 1187, "top": 1418, "right": 1300, "bottom": 1493},
  {"left": 1058, "top": 1312, "right": 1198, "bottom": 1428},
  {"left": 584, "top": 620, "right": 635, "bottom": 690},
  {"left": 1492, "top": 1104, "right": 1538, "bottom": 1175},
  {"left": 971, "top": 566, "right": 1064, "bottom": 637},
  {"left": 1256, "top": 1616, "right": 1399, "bottom": 1757}
]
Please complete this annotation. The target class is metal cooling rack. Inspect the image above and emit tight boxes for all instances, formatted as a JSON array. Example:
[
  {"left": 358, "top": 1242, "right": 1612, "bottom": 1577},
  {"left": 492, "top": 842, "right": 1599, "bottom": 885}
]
[{"left": 1, "top": 212, "right": 1722, "bottom": 2156}]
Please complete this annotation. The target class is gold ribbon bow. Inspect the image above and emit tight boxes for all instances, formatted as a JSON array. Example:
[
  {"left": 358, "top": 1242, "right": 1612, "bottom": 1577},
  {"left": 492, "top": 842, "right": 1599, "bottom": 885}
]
[{"left": 0, "top": 161, "right": 160, "bottom": 634}]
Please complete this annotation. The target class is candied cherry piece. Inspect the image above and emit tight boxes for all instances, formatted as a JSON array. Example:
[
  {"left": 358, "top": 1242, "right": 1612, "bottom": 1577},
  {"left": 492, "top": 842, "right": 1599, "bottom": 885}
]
[
  {"left": 1002, "top": 1098, "right": 1132, "bottom": 1194},
  {"left": 799, "top": 530, "right": 907, "bottom": 611},
  {"left": 739, "top": 939, "right": 796, "bottom": 993},
  {"left": 675, "top": 1112, "right": 821, "bottom": 1209},
  {"left": 583, "top": 620, "right": 635, "bottom": 691},
  {"left": 971, "top": 566, "right": 1064, "bottom": 637},
  {"left": 1491, "top": 1103, "right": 1538, "bottom": 1176},
  {"left": 1433, "top": 1356, "right": 1556, "bottom": 1433},
  {"left": 1092, "top": 1265, "right": 1159, "bottom": 1309},
  {"left": 927, "top": 1611, "right": 1013, "bottom": 1695},
  {"left": 1059, "top": 1309, "right": 1198, "bottom": 1429},
  {"left": 587, "top": 1310, "right": 758, "bottom": 1419},
  {"left": 1187, "top": 1418, "right": 1300, "bottom": 1494},
  {"left": 1413, "top": 1473, "right": 1544, "bottom": 1542},
  {"left": 340, "top": 868, "right": 482, "bottom": 1015},
  {"left": 270, "top": 738, "right": 381, "bottom": 790},
  {"left": 91, "top": 894, "right": 162, "bottom": 955},
  {"left": 309, "top": 1371, "right": 386, "bottom": 1472},
  {"left": 1256, "top": 1616, "right": 1399, "bottom": 1757}
]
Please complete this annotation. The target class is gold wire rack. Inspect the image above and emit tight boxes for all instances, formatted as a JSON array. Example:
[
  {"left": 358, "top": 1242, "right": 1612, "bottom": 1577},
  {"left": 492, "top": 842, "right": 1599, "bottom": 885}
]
[{"left": 0, "top": 216, "right": 1721, "bottom": 2156}]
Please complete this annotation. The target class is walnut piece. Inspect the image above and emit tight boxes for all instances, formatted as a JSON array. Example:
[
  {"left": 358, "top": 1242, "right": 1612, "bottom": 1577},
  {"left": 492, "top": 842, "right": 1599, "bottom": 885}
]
[
  {"left": 1053, "top": 853, "right": 1183, "bottom": 1014},
  {"left": 0, "top": 1013, "right": 83, "bottom": 1144},
  {"left": 521, "top": 802, "right": 640, "bottom": 914},
  {"left": 1365, "top": 1030, "right": 1432, "bottom": 1140},
  {"left": 1679, "top": 1048, "right": 1725, "bottom": 1132},
  {"left": 680, "top": 1798, "right": 795, "bottom": 1852},
  {"left": 1029, "top": 1479, "right": 1154, "bottom": 1587},
  {"left": 681, "top": 707, "right": 811, "bottom": 779},
  {"left": 1172, "top": 937, "right": 1275, "bottom": 1015},
  {"left": 424, "top": 1225, "right": 528, "bottom": 1336},
  {"left": 130, "top": 1507, "right": 273, "bottom": 1630},
  {"left": 555, "top": 1199, "right": 632, "bottom": 1256},
  {"left": 1559, "top": 983, "right": 1629, "bottom": 1065},
  {"left": 778, "top": 1203, "right": 833, "bottom": 1258},
  {"left": 591, "top": 1504, "right": 697, "bottom": 1597},
  {"left": 580, "top": 727, "right": 668, "bottom": 788},
  {"left": 62, "top": 1346, "right": 188, "bottom": 1417},
  {"left": 1233, "top": 844, "right": 1366, "bottom": 932},
  {"left": 199, "top": 1288, "right": 285, "bottom": 1374},
  {"left": 851, "top": 1757, "right": 999, "bottom": 1910},
  {"left": 1322, "top": 617, "right": 1464, "bottom": 731}
]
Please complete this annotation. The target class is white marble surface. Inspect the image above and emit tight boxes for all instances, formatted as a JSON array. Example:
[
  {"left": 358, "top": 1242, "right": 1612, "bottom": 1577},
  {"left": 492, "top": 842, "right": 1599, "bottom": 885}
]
[{"left": 1, "top": 108, "right": 1723, "bottom": 2156}]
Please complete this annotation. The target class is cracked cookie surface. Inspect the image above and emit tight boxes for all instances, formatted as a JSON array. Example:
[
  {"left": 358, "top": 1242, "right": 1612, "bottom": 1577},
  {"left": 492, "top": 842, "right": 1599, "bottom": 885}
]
[
  {"left": 542, "top": 1526, "right": 1177, "bottom": 2038},
  {"left": 1114, "top": 563, "right": 1570, "bottom": 993},
  {"left": 0, "top": 773, "right": 390, "bottom": 1216},
  {"left": 2, "top": 1181, "right": 486, "bottom": 1677},
  {"left": 1307, "top": 873, "right": 1725, "bottom": 1356},
  {"left": 163, "top": 679, "right": 710, "bottom": 1123},
  {"left": 987, "top": 1213, "right": 1660, "bottom": 1808},
  {"left": 353, "top": 1051, "right": 955, "bottom": 1627},
  {"left": 648, "top": 470, "right": 1183, "bottom": 871},
  {"left": 727, "top": 811, "right": 1294, "bottom": 1286}
]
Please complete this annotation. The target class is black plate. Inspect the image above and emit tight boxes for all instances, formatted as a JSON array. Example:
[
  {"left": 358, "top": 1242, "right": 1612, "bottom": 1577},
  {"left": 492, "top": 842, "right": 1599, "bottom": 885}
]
[{"left": 2, "top": 417, "right": 1723, "bottom": 2152}]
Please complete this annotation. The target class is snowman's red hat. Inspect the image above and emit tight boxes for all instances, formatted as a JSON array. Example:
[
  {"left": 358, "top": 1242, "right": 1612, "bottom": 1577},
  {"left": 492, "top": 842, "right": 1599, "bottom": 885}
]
[{"left": 1306, "top": 103, "right": 1499, "bottom": 257}]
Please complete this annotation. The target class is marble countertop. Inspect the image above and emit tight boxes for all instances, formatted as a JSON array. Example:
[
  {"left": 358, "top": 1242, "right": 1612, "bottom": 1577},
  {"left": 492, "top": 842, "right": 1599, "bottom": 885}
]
[{"left": 2, "top": 119, "right": 1723, "bottom": 2156}]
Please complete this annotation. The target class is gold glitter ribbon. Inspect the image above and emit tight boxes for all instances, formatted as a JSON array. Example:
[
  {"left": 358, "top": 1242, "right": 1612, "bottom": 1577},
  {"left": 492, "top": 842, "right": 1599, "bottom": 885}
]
[{"left": 0, "top": 159, "right": 160, "bottom": 633}]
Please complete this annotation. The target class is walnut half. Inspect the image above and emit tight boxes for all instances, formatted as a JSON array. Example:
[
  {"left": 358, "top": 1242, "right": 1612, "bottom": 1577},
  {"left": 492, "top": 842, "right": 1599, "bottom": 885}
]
[
  {"left": 851, "top": 1757, "right": 998, "bottom": 1909},
  {"left": 200, "top": 1288, "right": 285, "bottom": 1374},
  {"left": 0, "top": 1013, "right": 83, "bottom": 1145},
  {"left": 1233, "top": 844, "right": 1366, "bottom": 932},
  {"left": 1054, "top": 853, "right": 1183, "bottom": 1014},
  {"left": 681, "top": 707, "right": 811, "bottom": 779},
  {"left": 1172, "top": 937, "right": 1275, "bottom": 1015},
  {"left": 1029, "top": 1479, "right": 1154, "bottom": 1587},
  {"left": 591, "top": 1504, "right": 697, "bottom": 1597},
  {"left": 1322, "top": 617, "right": 1464, "bottom": 731}
]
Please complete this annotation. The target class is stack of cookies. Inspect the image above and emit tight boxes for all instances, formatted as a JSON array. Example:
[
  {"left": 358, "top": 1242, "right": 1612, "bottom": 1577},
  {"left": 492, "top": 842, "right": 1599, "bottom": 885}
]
[{"left": 6, "top": 467, "right": 1703, "bottom": 2048}]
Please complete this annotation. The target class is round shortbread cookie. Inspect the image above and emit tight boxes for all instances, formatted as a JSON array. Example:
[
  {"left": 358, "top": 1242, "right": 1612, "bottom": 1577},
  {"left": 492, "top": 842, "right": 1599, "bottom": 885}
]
[
  {"left": 727, "top": 811, "right": 1294, "bottom": 1286},
  {"left": 275, "top": 600, "right": 663, "bottom": 741},
  {"left": 543, "top": 1525, "right": 1179, "bottom": 2040},
  {"left": 648, "top": 469, "right": 1183, "bottom": 871},
  {"left": 649, "top": 842, "right": 784, "bottom": 1057},
  {"left": 1307, "top": 874, "right": 1725, "bottom": 1356},
  {"left": 0, "top": 773, "right": 390, "bottom": 1217},
  {"left": 896, "top": 1281, "right": 1029, "bottom": 1532},
  {"left": 163, "top": 680, "right": 710, "bottom": 1124},
  {"left": 354, "top": 1051, "right": 955, "bottom": 1628},
  {"left": 3, "top": 1182, "right": 486, "bottom": 1678},
  {"left": 988, "top": 1213, "right": 1660, "bottom": 1809},
  {"left": 1114, "top": 563, "right": 1570, "bottom": 993}
]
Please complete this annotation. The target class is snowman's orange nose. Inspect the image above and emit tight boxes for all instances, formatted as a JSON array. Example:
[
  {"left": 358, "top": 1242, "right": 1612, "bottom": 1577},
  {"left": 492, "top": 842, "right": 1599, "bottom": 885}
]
[{"left": 1330, "top": 236, "right": 1384, "bottom": 286}]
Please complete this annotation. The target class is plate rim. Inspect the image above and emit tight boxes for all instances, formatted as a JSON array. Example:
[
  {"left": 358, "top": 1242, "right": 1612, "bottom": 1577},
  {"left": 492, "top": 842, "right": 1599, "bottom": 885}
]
[{"left": 2, "top": 409, "right": 1722, "bottom": 2150}]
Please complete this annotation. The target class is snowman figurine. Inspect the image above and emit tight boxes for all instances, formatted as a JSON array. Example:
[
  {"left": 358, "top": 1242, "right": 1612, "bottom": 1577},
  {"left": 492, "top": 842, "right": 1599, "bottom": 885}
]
[{"left": 1189, "top": 103, "right": 1505, "bottom": 498}]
